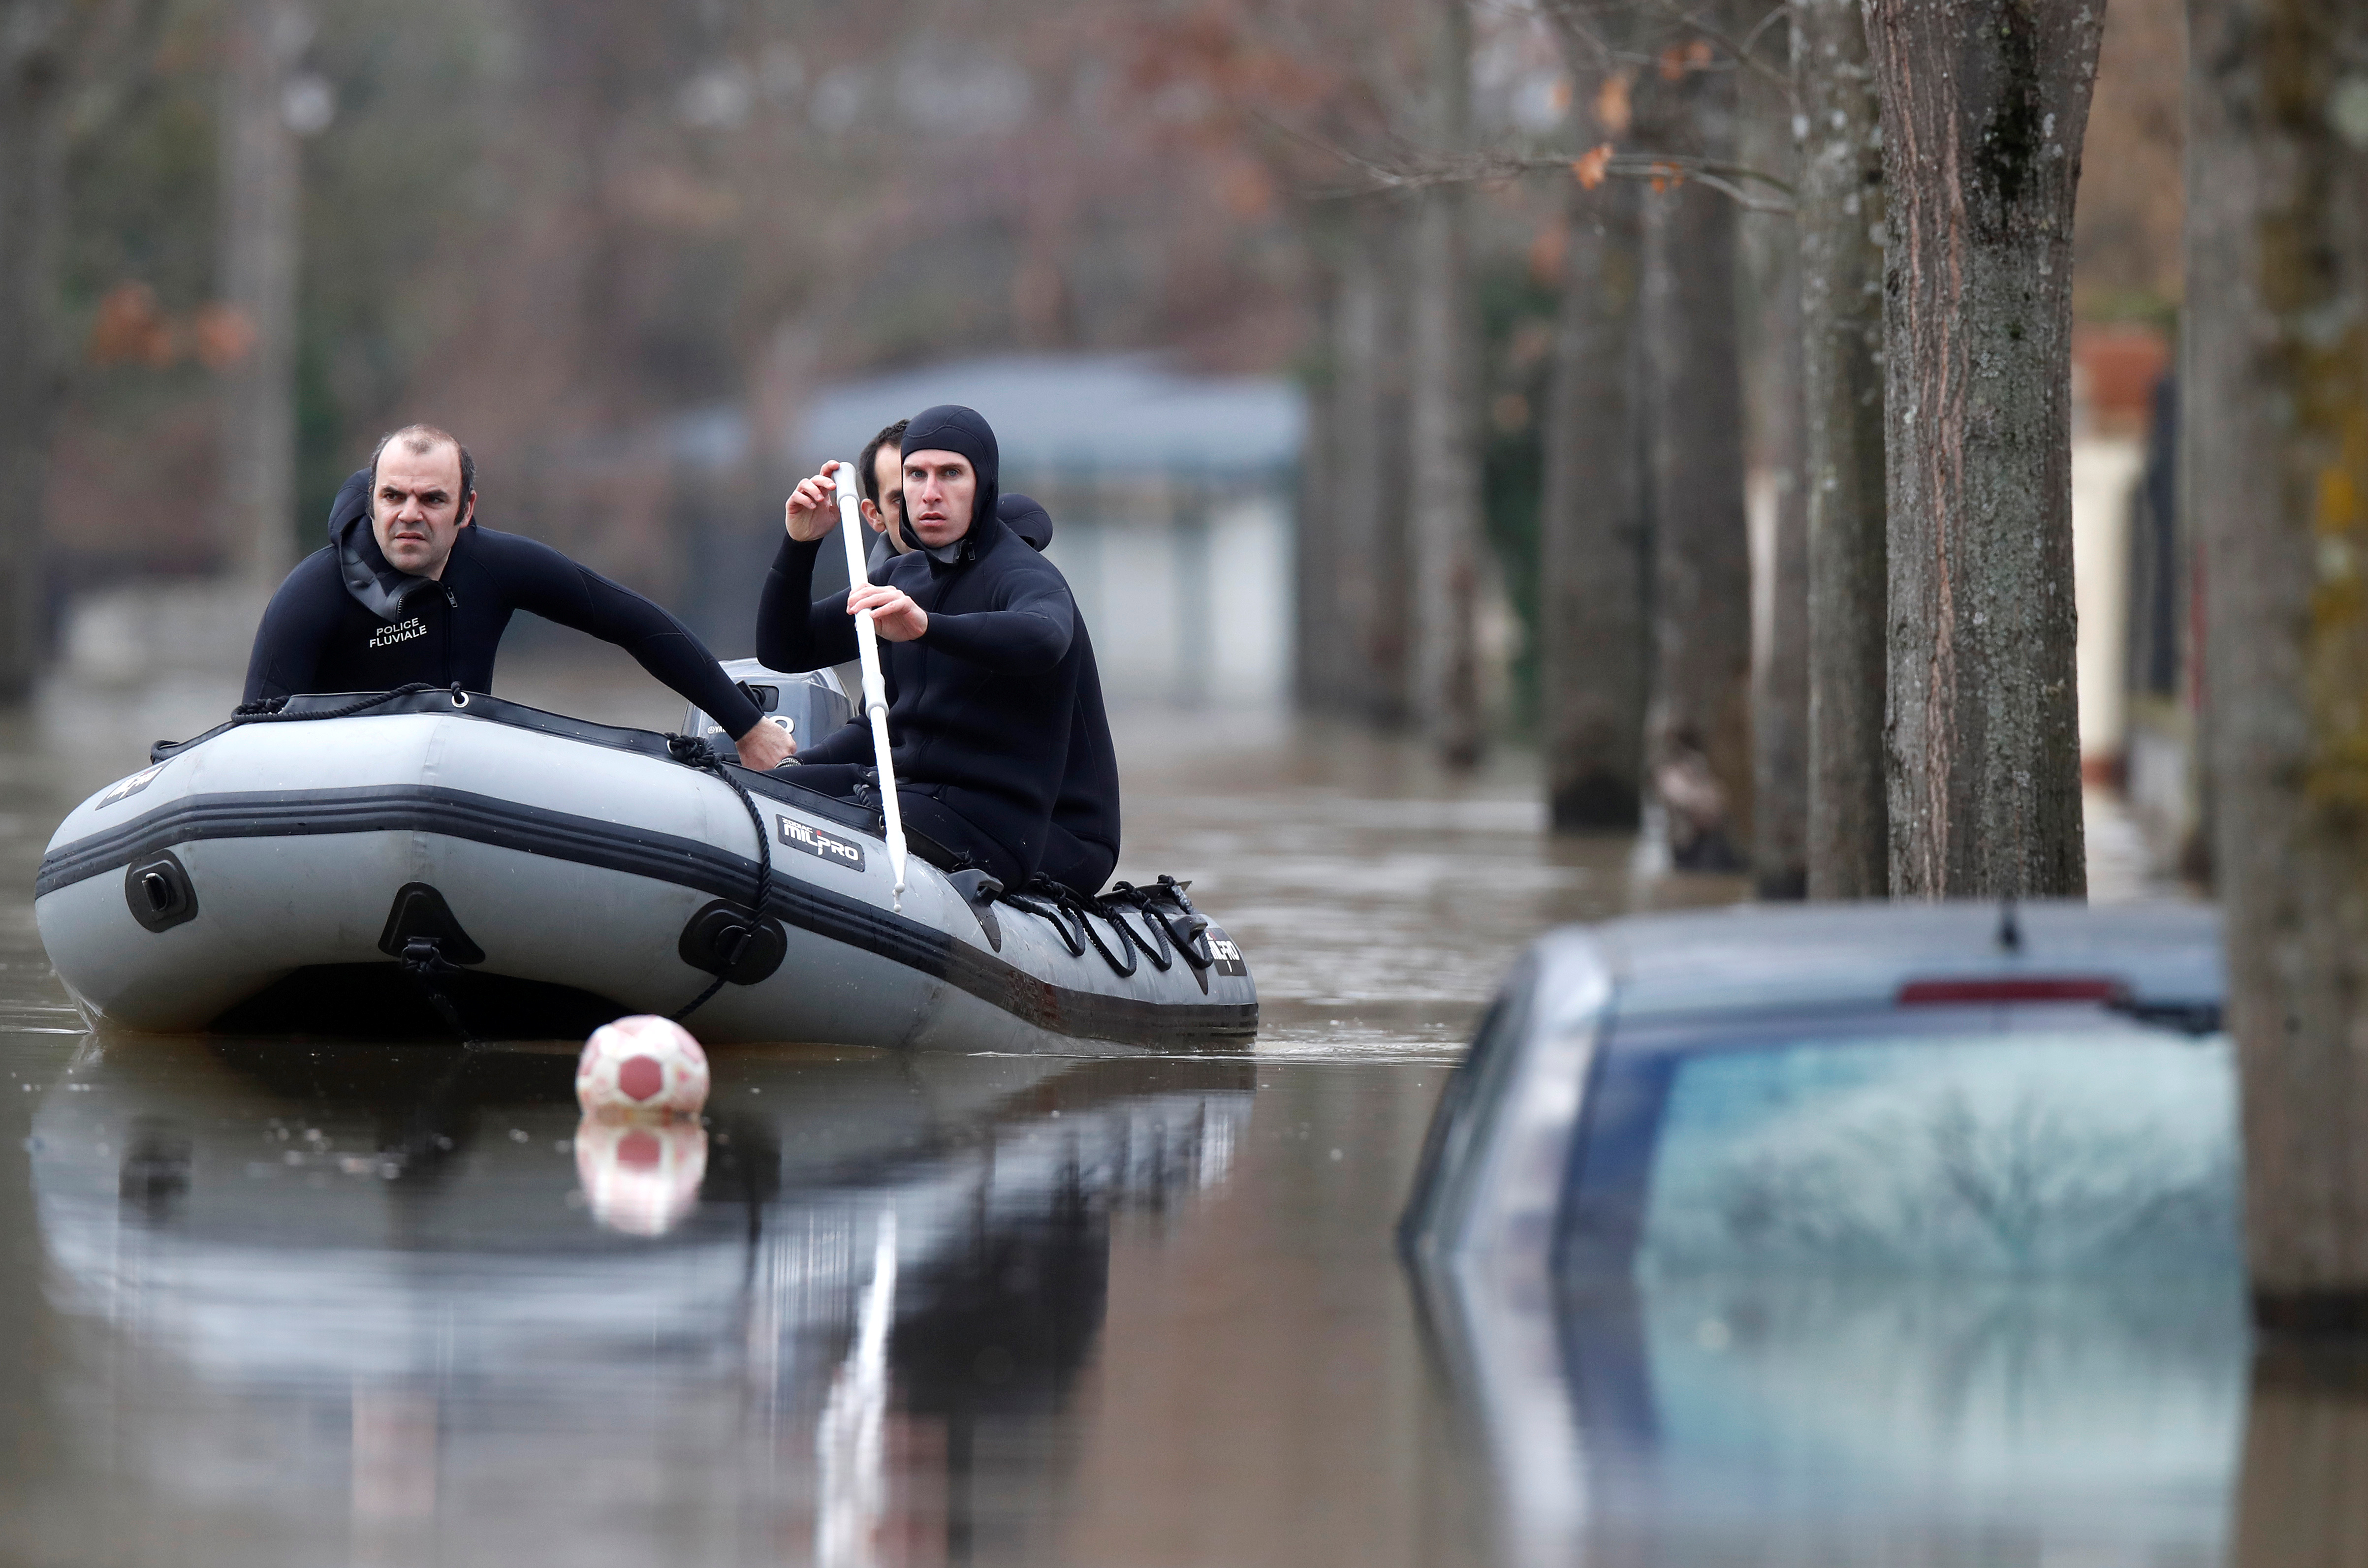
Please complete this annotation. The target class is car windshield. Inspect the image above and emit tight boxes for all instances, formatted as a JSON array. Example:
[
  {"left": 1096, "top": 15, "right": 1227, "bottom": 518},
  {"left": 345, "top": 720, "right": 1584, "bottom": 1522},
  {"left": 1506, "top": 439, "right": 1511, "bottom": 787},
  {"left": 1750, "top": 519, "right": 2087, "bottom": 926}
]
[{"left": 1562, "top": 1008, "right": 2241, "bottom": 1279}]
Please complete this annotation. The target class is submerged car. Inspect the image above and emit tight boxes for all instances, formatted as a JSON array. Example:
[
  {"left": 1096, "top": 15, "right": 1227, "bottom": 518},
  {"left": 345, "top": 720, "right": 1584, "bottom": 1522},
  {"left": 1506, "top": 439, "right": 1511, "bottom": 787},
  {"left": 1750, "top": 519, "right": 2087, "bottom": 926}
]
[{"left": 1400, "top": 902, "right": 2245, "bottom": 1564}]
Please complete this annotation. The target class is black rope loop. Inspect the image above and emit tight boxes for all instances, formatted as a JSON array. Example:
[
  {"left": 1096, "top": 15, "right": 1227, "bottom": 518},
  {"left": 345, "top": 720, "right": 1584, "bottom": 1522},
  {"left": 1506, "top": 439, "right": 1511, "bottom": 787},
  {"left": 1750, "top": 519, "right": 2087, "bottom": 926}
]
[
  {"left": 1076, "top": 901, "right": 1137, "bottom": 979},
  {"left": 1141, "top": 875, "right": 1214, "bottom": 970},
  {"left": 665, "top": 734, "right": 774, "bottom": 1024},
  {"left": 1011, "top": 879, "right": 1141, "bottom": 979},
  {"left": 1101, "top": 882, "right": 1175, "bottom": 972},
  {"left": 1002, "top": 887, "right": 1086, "bottom": 957}
]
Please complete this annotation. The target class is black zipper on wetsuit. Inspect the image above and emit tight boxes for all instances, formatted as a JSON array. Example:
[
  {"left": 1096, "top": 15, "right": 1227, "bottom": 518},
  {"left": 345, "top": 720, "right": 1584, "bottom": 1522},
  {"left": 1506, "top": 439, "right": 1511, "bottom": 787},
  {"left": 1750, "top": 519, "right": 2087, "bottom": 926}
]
[{"left": 440, "top": 583, "right": 459, "bottom": 687}]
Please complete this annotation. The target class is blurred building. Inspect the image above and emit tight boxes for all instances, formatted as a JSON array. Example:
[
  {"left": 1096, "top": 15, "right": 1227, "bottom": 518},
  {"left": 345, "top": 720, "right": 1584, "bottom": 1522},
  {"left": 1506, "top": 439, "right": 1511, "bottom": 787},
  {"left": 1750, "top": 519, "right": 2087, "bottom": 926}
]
[
  {"left": 789, "top": 355, "right": 1303, "bottom": 708},
  {"left": 2069, "top": 324, "right": 2196, "bottom": 878}
]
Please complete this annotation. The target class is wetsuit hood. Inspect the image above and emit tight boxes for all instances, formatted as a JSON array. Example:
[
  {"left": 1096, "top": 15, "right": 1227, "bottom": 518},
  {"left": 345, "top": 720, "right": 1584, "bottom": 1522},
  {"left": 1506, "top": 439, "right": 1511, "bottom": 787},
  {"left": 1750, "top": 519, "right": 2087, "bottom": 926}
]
[
  {"left": 901, "top": 405, "right": 1002, "bottom": 566},
  {"left": 999, "top": 493, "right": 1053, "bottom": 551},
  {"left": 327, "top": 466, "right": 442, "bottom": 619}
]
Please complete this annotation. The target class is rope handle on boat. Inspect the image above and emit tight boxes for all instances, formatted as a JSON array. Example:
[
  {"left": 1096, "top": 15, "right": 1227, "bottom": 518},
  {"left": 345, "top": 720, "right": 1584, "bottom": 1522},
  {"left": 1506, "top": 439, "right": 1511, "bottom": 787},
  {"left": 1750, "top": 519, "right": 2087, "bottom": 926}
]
[
  {"left": 153, "top": 685, "right": 475, "bottom": 761},
  {"left": 665, "top": 733, "right": 775, "bottom": 1023},
  {"left": 1003, "top": 878, "right": 1215, "bottom": 980},
  {"left": 1128, "top": 876, "right": 1217, "bottom": 971},
  {"left": 227, "top": 682, "right": 467, "bottom": 724},
  {"left": 398, "top": 936, "right": 480, "bottom": 1044}
]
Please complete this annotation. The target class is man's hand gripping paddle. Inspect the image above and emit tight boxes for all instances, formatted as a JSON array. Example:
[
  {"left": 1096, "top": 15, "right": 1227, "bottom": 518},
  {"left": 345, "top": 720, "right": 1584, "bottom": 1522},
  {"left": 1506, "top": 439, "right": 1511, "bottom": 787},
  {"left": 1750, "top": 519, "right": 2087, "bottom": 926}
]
[{"left": 835, "top": 464, "right": 909, "bottom": 910}]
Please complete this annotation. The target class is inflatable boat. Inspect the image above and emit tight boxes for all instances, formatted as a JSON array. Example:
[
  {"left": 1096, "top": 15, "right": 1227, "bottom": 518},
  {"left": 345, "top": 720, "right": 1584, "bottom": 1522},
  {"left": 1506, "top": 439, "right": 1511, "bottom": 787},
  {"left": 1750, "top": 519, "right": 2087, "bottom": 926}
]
[{"left": 32, "top": 664, "right": 1257, "bottom": 1050}]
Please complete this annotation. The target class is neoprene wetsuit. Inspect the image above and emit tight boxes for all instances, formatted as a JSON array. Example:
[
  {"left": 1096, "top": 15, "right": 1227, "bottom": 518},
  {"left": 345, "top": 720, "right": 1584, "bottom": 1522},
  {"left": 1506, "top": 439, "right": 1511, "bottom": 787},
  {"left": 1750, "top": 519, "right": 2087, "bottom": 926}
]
[
  {"left": 244, "top": 468, "right": 762, "bottom": 739},
  {"left": 995, "top": 494, "right": 1118, "bottom": 898},
  {"left": 755, "top": 407, "right": 1092, "bottom": 891}
]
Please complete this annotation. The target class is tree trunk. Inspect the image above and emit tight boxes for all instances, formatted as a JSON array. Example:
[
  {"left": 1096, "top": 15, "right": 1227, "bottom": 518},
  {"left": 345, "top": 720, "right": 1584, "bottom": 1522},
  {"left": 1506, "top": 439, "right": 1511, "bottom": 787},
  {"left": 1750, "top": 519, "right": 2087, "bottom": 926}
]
[
  {"left": 2230, "top": 1346, "right": 2368, "bottom": 1568},
  {"left": 1796, "top": 0, "right": 1891, "bottom": 899},
  {"left": 1331, "top": 200, "right": 1417, "bottom": 726},
  {"left": 1295, "top": 246, "right": 1346, "bottom": 713},
  {"left": 1407, "top": 0, "right": 1484, "bottom": 766},
  {"left": 217, "top": 0, "right": 308, "bottom": 590},
  {"left": 0, "top": 0, "right": 71, "bottom": 702},
  {"left": 2188, "top": 0, "right": 2368, "bottom": 1317},
  {"left": 1865, "top": 0, "right": 2099, "bottom": 898},
  {"left": 1742, "top": 14, "right": 1809, "bottom": 899},
  {"left": 1641, "top": 54, "right": 1755, "bottom": 870},
  {"left": 1540, "top": 175, "right": 1648, "bottom": 829}
]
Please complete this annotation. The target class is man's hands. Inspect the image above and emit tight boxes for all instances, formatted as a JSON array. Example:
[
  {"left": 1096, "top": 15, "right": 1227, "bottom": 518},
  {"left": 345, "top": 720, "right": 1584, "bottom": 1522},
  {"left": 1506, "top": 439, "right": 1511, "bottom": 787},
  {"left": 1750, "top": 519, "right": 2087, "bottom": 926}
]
[
  {"left": 848, "top": 582, "right": 927, "bottom": 641},
  {"left": 784, "top": 460, "right": 851, "bottom": 543},
  {"left": 735, "top": 718, "right": 796, "bottom": 770},
  {"left": 786, "top": 461, "right": 926, "bottom": 640}
]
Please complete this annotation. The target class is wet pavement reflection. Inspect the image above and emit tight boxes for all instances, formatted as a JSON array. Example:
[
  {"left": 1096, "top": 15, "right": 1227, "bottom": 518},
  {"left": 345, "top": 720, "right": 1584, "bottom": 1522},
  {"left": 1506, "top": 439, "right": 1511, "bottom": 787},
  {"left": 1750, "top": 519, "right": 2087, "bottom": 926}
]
[{"left": 0, "top": 676, "right": 2265, "bottom": 1566}]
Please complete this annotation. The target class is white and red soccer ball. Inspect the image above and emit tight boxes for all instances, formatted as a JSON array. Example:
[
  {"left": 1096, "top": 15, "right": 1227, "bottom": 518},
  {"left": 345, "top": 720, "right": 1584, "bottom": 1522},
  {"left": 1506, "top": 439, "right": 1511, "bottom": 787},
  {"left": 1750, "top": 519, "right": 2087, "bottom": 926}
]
[{"left": 576, "top": 1014, "right": 710, "bottom": 1119}]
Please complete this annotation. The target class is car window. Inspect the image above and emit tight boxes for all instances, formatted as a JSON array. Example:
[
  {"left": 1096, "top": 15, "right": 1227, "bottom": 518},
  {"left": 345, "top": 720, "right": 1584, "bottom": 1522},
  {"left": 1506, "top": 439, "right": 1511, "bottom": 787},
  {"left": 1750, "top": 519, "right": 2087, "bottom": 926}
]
[{"left": 1563, "top": 1011, "right": 2240, "bottom": 1279}]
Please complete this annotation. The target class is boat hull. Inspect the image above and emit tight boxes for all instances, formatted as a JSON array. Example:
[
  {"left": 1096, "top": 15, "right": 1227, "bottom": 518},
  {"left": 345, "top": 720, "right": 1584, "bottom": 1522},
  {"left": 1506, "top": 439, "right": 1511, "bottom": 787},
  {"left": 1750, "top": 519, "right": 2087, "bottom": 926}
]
[{"left": 35, "top": 693, "right": 1257, "bottom": 1050}]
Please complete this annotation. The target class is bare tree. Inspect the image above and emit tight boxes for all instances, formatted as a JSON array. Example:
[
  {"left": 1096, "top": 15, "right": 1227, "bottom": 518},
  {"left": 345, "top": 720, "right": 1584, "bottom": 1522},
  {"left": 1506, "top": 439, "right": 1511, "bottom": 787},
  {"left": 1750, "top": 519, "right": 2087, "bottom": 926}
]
[
  {"left": 1641, "top": 28, "right": 1755, "bottom": 870},
  {"left": 1326, "top": 198, "right": 1419, "bottom": 725},
  {"left": 1539, "top": 172, "right": 1649, "bottom": 827},
  {"left": 1538, "top": 20, "right": 1649, "bottom": 828},
  {"left": 2188, "top": 0, "right": 2368, "bottom": 1318},
  {"left": 0, "top": 0, "right": 74, "bottom": 701},
  {"left": 1796, "top": 0, "right": 1889, "bottom": 898},
  {"left": 1407, "top": 0, "right": 1485, "bottom": 765},
  {"left": 216, "top": 0, "right": 311, "bottom": 590},
  {"left": 1864, "top": 0, "right": 2100, "bottom": 898}
]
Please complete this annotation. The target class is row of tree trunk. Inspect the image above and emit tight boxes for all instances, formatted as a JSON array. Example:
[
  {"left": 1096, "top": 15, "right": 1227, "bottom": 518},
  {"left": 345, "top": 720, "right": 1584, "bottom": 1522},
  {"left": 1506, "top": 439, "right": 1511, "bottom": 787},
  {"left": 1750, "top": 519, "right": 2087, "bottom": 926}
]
[
  {"left": 1298, "top": 0, "right": 2101, "bottom": 903},
  {"left": 1309, "top": 0, "right": 2368, "bottom": 1323}
]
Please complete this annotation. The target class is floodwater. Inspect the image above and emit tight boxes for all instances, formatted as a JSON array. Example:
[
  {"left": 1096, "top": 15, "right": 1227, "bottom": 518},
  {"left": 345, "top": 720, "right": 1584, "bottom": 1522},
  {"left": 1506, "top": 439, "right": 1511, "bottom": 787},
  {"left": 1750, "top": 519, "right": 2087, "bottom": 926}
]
[{"left": 0, "top": 666, "right": 2276, "bottom": 1568}]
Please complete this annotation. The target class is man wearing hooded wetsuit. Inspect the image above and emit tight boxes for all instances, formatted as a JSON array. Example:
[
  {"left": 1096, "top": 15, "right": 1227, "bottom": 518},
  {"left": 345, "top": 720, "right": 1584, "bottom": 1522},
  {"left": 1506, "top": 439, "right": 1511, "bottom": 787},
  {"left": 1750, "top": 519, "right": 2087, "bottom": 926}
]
[
  {"left": 243, "top": 423, "right": 795, "bottom": 772},
  {"left": 855, "top": 478, "right": 1122, "bottom": 897},
  {"left": 757, "top": 404, "right": 1118, "bottom": 894}
]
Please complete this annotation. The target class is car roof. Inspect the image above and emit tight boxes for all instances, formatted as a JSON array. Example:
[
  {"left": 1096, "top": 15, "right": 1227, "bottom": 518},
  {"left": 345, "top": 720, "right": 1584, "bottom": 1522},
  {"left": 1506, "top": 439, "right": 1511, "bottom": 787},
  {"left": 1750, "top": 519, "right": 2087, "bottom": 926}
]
[{"left": 1566, "top": 899, "right": 2221, "bottom": 1027}]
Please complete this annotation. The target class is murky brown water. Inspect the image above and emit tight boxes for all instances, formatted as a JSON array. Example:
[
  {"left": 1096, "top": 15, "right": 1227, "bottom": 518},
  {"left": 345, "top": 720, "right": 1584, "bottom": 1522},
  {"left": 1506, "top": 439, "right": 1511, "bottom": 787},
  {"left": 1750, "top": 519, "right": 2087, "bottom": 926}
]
[
  {"left": 0, "top": 669, "right": 1662, "bottom": 1568},
  {"left": 0, "top": 669, "right": 2260, "bottom": 1568}
]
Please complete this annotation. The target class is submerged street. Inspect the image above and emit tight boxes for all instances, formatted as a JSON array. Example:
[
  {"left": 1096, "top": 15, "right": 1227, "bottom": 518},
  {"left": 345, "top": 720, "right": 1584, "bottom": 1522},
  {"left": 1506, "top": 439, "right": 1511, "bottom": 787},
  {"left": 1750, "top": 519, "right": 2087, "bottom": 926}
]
[
  {"left": 0, "top": 670, "right": 2246, "bottom": 1567},
  {"left": 0, "top": 672, "right": 1644, "bottom": 1567}
]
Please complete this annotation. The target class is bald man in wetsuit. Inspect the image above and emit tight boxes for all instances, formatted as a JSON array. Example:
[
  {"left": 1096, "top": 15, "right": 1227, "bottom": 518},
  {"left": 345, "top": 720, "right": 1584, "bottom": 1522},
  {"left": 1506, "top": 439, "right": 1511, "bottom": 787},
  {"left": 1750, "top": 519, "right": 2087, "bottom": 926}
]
[
  {"left": 244, "top": 423, "right": 794, "bottom": 771},
  {"left": 757, "top": 404, "right": 1116, "bottom": 893}
]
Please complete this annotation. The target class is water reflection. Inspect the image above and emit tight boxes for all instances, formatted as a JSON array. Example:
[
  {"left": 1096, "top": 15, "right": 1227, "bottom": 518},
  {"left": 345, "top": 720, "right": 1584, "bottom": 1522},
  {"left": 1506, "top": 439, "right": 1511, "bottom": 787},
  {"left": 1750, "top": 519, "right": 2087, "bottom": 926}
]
[
  {"left": 31, "top": 1035, "right": 1251, "bottom": 1563},
  {"left": 1420, "top": 1260, "right": 2250, "bottom": 1566}
]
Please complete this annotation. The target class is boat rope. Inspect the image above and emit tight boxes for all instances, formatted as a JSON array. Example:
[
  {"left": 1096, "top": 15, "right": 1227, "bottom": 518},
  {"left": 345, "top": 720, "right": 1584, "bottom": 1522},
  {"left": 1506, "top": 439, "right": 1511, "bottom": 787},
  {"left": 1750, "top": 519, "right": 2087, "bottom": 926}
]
[
  {"left": 1135, "top": 875, "right": 1217, "bottom": 971},
  {"left": 1000, "top": 885, "right": 1086, "bottom": 957},
  {"left": 397, "top": 935, "right": 480, "bottom": 1045},
  {"left": 227, "top": 681, "right": 458, "bottom": 724},
  {"left": 1101, "top": 882, "right": 1178, "bottom": 972},
  {"left": 665, "top": 733, "right": 774, "bottom": 1023},
  {"left": 1005, "top": 878, "right": 1214, "bottom": 980}
]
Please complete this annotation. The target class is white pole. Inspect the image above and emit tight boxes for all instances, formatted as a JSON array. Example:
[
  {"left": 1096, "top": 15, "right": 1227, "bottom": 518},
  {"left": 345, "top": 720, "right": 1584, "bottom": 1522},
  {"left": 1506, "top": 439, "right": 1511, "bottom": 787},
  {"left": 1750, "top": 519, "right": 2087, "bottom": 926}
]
[{"left": 833, "top": 464, "right": 908, "bottom": 909}]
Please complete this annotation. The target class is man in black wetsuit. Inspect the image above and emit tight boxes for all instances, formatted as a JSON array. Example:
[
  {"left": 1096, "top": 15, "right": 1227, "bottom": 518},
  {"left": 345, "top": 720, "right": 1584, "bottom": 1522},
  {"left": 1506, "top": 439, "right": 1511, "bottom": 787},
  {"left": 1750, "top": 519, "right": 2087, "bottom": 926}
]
[
  {"left": 757, "top": 405, "right": 1119, "bottom": 893},
  {"left": 244, "top": 423, "right": 795, "bottom": 771}
]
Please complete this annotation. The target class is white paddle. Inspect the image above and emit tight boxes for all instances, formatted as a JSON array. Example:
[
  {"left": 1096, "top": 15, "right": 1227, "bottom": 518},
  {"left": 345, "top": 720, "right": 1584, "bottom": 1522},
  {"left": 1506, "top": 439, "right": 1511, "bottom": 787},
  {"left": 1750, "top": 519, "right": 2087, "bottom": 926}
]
[{"left": 833, "top": 463, "right": 908, "bottom": 910}]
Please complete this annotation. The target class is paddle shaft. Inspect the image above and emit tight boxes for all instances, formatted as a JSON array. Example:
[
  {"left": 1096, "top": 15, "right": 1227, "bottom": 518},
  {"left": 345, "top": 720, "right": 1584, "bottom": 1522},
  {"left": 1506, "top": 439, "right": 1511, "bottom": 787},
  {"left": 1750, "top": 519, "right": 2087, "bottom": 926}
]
[{"left": 833, "top": 466, "right": 909, "bottom": 905}]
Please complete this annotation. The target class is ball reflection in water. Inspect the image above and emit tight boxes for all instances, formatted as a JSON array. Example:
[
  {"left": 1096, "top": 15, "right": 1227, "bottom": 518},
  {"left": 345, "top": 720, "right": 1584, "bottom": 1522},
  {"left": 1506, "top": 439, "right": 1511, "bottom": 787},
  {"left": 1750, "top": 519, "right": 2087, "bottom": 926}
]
[
  {"left": 573, "top": 1117, "right": 709, "bottom": 1236},
  {"left": 575, "top": 1014, "right": 711, "bottom": 1118}
]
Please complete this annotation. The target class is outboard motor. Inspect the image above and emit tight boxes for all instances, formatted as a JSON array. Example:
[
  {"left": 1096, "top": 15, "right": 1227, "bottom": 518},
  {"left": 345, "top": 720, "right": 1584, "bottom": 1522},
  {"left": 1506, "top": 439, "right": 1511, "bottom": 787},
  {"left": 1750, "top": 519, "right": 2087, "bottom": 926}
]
[{"left": 680, "top": 658, "right": 854, "bottom": 763}]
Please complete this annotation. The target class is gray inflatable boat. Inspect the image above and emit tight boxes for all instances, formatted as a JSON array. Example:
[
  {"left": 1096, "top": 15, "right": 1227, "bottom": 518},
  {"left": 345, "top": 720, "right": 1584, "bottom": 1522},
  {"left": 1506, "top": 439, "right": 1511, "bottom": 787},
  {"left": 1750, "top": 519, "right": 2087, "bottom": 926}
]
[{"left": 33, "top": 666, "right": 1256, "bottom": 1049}]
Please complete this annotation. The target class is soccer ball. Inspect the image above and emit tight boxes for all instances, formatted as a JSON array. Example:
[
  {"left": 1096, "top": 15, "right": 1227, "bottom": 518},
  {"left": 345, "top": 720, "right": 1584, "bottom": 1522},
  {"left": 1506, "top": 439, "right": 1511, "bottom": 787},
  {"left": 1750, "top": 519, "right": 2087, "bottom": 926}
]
[
  {"left": 573, "top": 1116, "right": 708, "bottom": 1236},
  {"left": 576, "top": 1014, "right": 711, "bottom": 1119}
]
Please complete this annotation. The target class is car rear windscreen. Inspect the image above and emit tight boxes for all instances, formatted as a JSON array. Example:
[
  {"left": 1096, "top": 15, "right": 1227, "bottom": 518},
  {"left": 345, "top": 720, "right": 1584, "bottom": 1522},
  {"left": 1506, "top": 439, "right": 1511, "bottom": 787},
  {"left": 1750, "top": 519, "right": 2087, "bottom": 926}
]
[{"left": 1561, "top": 1010, "right": 2240, "bottom": 1280}]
